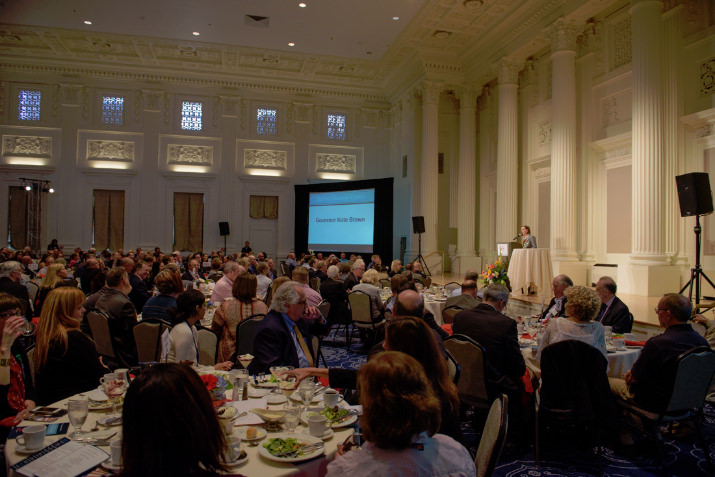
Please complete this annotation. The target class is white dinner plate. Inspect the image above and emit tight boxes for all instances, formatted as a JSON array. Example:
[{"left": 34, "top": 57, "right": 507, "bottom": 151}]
[
  {"left": 258, "top": 433, "right": 324, "bottom": 463},
  {"left": 300, "top": 409, "right": 357, "bottom": 428},
  {"left": 255, "top": 381, "right": 279, "bottom": 388},
  {"left": 235, "top": 426, "right": 267, "bottom": 442}
]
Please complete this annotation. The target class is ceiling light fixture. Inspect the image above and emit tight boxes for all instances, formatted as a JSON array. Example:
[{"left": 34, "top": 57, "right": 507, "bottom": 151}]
[
  {"left": 19, "top": 178, "right": 56, "bottom": 193},
  {"left": 393, "top": 17, "right": 399, "bottom": 21},
  {"left": 299, "top": 3, "right": 307, "bottom": 7},
  {"left": 288, "top": 42, "right": 295, "bottom": 47},
  {"left": 25, "top": 184, "right": 31, "bottom": 191},
  {"left": 192, "top": 31, "right": 200, "bottom": 36},
  {"left": 84, "top": 20, "right": 92, "bottom": 25}
]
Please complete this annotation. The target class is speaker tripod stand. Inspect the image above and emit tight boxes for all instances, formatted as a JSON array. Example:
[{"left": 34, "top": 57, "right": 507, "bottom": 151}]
[
  {"left": 679, "top": 214, "right": 715, "bottom": 306},
  {"left": 411, "top": 232, "right": 431, "bottom": 277}
]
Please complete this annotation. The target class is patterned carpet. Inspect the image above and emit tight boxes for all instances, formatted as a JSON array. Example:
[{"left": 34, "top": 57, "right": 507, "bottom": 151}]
[{"left": 320, "top": 326, "right": 715, "bottom": 477}]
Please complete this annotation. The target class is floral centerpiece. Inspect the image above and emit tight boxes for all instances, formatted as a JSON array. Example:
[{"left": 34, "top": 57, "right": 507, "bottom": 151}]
[
  {"left": 480, "top": 256, "right": 511, "bottom": 290},
  {"left": 200, "top": 373, "right": 232, "bottom": 407}
]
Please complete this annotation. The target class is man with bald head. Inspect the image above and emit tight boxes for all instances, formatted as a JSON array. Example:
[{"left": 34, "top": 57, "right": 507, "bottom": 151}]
[
  {"left": 539, "top": 274, "right": 572, "bottom": 321},
  {"left": 395, "top": 289, "right": 448, "bottom": 340},
  {"left": 445, "top": 280, "right": 481, "bottom": 310},
  {"left": 595, "top": 276, "right": 632, "bottom": 333},
  {"left": 211, "top": 262, "right": 243, "bottom": 303}
]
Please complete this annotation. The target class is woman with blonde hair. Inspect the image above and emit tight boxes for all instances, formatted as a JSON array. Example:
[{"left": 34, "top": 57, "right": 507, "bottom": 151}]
[
  {"left": 351, "top": 269, "right": 384, "bottom": 321},
  {"left": 35, "top": 263, "right": 73, "bottom": 317},
  {"left": 35, "top": 287, "right": 106, "bottom": 404},
  {"left": 388, "top": 259, "right": 402, "bottom": 277}
]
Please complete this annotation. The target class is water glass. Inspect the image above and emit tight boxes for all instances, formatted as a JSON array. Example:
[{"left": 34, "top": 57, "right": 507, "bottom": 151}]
[
  {"left": 283, "top": 406, "right": 301, "bottom": 432},
  {"left": 67, "top": 399, "right": 89, "bottom": 437}
]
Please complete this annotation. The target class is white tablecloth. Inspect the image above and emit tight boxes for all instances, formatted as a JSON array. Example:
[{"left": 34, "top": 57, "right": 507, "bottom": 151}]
[
  {"left": 521, "top": 346, "right": 641, "bottom": 379},
  {"left": 424, "top": 299, "right": 447, "bottom": 326},
  {"left": 508, "top": 249, "right": 554, "bottom": 297}
]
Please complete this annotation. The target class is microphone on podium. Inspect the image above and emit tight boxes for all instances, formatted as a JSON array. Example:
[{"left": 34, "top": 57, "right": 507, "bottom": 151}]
[{"left": 512, "top": 233, "right": 521, "bottom": 241}]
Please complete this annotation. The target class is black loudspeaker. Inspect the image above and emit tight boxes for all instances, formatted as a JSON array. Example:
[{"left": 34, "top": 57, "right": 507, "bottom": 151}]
[
  {"left": 676, "top": 173, "right": 713, "bottom": 217},
  {"left": 412, "top": 216, "right": 425, "bottom": 234},
  {"left": 219, "top": 222, "right": 230, "bottom": 236}
]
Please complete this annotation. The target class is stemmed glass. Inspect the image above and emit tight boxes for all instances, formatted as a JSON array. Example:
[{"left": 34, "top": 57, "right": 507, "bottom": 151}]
[
  {"left": 19, "top": 319, "right": 35, "bottom": 336},
  {"left": 297, "top": 377, "right": 315, "bottom": 412},
  {"left": 67, "top": 399, "right": 89, "bottom": 438},
  {"left": 100, "top": 373, "right": 128, "bottom": 421}
]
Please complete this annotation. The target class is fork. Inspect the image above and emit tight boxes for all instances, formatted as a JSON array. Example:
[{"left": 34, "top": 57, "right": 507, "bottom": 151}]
[{"left": 274, "top": 442, "right": 324, "bottom": 458}]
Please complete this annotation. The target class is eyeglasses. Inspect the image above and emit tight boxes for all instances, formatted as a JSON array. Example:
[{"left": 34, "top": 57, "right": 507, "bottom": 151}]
[{"left": 654, "top": 307, "right": 668, "bottom": 314}]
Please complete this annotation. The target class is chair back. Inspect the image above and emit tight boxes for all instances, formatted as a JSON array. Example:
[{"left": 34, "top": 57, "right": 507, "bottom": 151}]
[
  {"left": 316, "top": 300, "right": 331, "bottom": 321},
  {"left": 25, "top": 281, "right": 39, "bottom": 310},
  {"left": 444, "top": 282, "right": 461, "bottom": 294},
  {"left": 666, "top": 346, "right": 715, "bottom": 413},
  {"left": 422, "top": 276, "right": 432, "bottom": 289},
  {"left": 348, "top": 291, "right": 373, "bottom": 326},
  {"left": 235, "top": 314, "right": 265, "bottom": 356},
  {"left": 279, "top": 261, "right": 287, "bottom": 277},
  {"left": 442, "top": 305, "right": 463, "bottom": 325},
  {"left": 476, "top": 394, "right": 509, "bottom": 477},
  {"left": 87, "top": 311, "right": 116, "bottom": 359},
  {"left": 182, "top": 280, "right": 194, "bottom": 291},
  {"left": 197, "top": 329, "right": 217, "bottom": 365},
  {"left": 445, "top": 349, "right": 460, "bottom": 386},
  {"left": 133, "top": 321, "right": 171, "bottom": 363},
  {"left": 379, "top": 278, "right": 391, "bottom": 289},
  {"left": 310, "top": 277, "right": 321, "bottom": 291},
  {"left": 444, "top": 334, "right": 490, "bottom": 408},
  {"left": 25, "top": 345, "right": 36, "bottom": 389}
]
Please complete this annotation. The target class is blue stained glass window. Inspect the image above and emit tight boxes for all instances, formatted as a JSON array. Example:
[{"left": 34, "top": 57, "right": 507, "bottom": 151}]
[
  {"left": 257, "top": 108, "right": 277, "bottom": 136},
  {"left": 18, "top": 90, "right": 41, "bottom": 121},
  {"left": 102, "top": 96, "right": 124, "bottom": 125},
  {"left": 327, "top": 113, "right": 346, "bottom": 141},
  {"left": 181, "top": 101, "right": 203, "bottom": 131}
]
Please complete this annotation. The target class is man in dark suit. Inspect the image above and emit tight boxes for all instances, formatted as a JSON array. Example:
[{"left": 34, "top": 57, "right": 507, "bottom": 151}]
[
  {"left": 452, "top": 283, "right": 526, "bottom": 399},
  {"left": 539, "top": 274, "right": 572, "bottom": 321},
  {"left": 395, "top": 289, "right": 449, "bottom": 341},
  {"left": 249, "top": 281, "right": 330, "bottom": 374},
  {"left": 445, "top": 280, "right": 481, "bottom": 310},
  {"left": 0, "top": 261, "right": 33, "bottom": 319},
  {"left": 95, "top": 267, "right": 138, "bottom": 367},
  {"left": 128, "top": 262, "right": 151, "bottom": 313},
  {"left": 595, "top": 276, "right": 632, "bottom": 333},
  {"left": 319, "top": 265, "right": 350, "bottom": 325}
]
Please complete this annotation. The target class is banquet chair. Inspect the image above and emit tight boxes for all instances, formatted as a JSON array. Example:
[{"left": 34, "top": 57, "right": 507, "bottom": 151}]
[
  {"left": 442, "top": 305, "right": 464, "bottom": 325},
  {"left": 235, "top": 314, "right": 265, "bottom": 358},
  {"left": 87, "top": 311, "right": 119, "bottom": 367},
  {"left": 617, "top": 346, "right": 715, "bottom": 474},
  {"left": 263, "top": 285, "right": 274, "bottom": 307},
  {"left": 310, "top": 277, "right": 321, "bottom": 291},
  {"left": 25, "top": 281, "right": 39, "bottom": 312},
  {"left": 535, "top": 340, "right": 616, "bottom": 470},
  {"left": 316, "top": 300, "right": 331, "bottom": 322},
  {"left": 25, "top": 345, "right": 36, "bottom": 389},
  {"left": 443, "top": 334, "right": 491, "bottom": 410},
  {"left": 279, "top": 261, "right": 287, "bottom": 277},
  {"left": 197, "top": 329, "right": 218, "bottom": 366},
  {"left": 475, "top": 394, "right": 509, "bottom": 477},
  {"left": 379, "top": 278, "right": 391, "bottom": 289},
  {"left": 133, "top": 321, "right": 171, "bottom": 363},
  {"left": 311, "top": 335, "right": 327, "bottom": 367},
  {"left": 422, "top": 276, "right": 432, "bottom": 289},
  {"left": 444, "top": 282, "right": 461, "bottom": 295},
  {"left": 445, "top": 349, "right": 460, "bottom": 386},
  {"left": 347, "top": 290, "right": 386, "bottom": 350}
]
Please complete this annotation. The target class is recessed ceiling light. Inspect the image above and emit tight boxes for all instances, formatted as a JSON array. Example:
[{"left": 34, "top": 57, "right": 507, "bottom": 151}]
[
  {"left": 288, "top": 42, "right": 295, "bottom": 47},
  {"left": 192, "top": 31, "right": 200, "bottom": 36},
  {"left": 392, "top": 17, "right": 399, "bottom": 21},
  {"left": 84, "top": 20, "right": 92, "bottom": 25},
  {"left": 299, "top": 3, "right": 307, "bottom": 7}
]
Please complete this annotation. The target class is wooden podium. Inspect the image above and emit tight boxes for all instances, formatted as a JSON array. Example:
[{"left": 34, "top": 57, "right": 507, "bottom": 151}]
[{"left": 496, "top": 241, "right": 523, "bottom": 268}]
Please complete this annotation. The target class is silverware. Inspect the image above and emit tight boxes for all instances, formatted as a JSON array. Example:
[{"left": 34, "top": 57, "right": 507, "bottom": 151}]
[
  {"left": 74, "top": 431, "right": 117, "bottom": 443},
  {"left": 230, "top": 411, "right": 248, "bottom": 422},
  {"left": 331, "top": 409, "right": 360, "bottom": 425},
  {"left": 274, "top": 442, "right": 324, "bottom": 458},
  {"left": 314, "top": 386, "right": 328, "bottom": 396}
]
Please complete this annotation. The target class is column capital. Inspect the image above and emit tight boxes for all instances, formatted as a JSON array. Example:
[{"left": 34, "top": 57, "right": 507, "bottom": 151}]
[
  {"left": 547, "top": 18, "right": 578, "bottom": 53},
  {"left": 456, "top": 87, "right": 478, "bottom": 109},
  {"left": 493, "top": 58, "right": 520, "bottom": 85},
  {"left": 631, "top": 0, "right": 664, "bottom": 10},
  {"left": 421, "top": 81, "right": 443, "bottom": 105}
]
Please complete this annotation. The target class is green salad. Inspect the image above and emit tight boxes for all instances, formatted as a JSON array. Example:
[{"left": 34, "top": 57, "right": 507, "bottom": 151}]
[
  {"left": 263, "top": 437, "right": 308, "bottom": 457},
  {"left": 317, "top": 406, "right": 350, "bottom": 422}
]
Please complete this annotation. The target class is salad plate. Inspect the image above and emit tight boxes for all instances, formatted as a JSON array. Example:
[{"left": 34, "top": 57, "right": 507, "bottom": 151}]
[
  {"left": 300, "top": 407, "right": 358, "bottom": 428},
  {"left": 258, "top": 433, "right": 324, "bottom": 463}
]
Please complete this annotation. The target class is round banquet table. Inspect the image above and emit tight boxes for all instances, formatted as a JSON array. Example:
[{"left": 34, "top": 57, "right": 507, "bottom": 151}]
[
  {"left": 521, "top": 345, "right": 641, "bottom": 379},
  {"left": 507, "top": 248, "right": 554, "bottom": 297},
  {"left": 423, "top": 299, "right": 447, "bottom": 326},
  {"left": 5, "top": 389, "right": 354, "bottom": 477}
]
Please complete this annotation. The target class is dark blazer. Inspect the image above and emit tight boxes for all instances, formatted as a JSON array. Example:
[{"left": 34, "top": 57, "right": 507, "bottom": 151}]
[
  {"left": 597, "top": 296, "right": 632, "bottom": 333},
  {"left": 0, "top": 277, "right": 32, "bottom": 320},
  {"left": 95, "top": 288, "right": 138, "bottom": 367},
  {"left": 540, "top": 296, "right": 568, "bottom": 321},
  {"left": 343, "top": 273, "right": 358, "bottom": 291},
  {"left": 128, "top": 274, "right": 150, "bottom": 313},
  {"left": 248, "top": 310, "right": 330, "bottom": 375},
  {"left": 319, "top": 278, "right": 350, "bottom": 325},
  {"left": 445, "top": 293, "right": 481, "bottom": 311},
  {"left": 452, "top": 303, "right": 526, "bottom": 397}
]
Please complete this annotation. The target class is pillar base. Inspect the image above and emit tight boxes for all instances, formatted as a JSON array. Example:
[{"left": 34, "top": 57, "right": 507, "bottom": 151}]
[
  {"left": 551, "top": 260, "right": 590, "bottom": 286},
  {"left": 452, "top": 254, "right": 482, "bottom": 277},
  {"left": 625, "top": 264, "right": 681, "bottom": 297}
]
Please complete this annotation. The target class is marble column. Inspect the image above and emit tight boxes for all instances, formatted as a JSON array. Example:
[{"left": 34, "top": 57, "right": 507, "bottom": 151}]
[
  {"left": 549, "top": 19, "right": 579, "bottom": 261},
  {"left": 419, "top": 81, "right": 441, "bottom": 253},
  {"left": 495, "top": 60, "right": 519, "bottom": 243},
  {"left": 455, "top": 87, "right": 480, "bottom": 273},
  {"left": 630, "top": 0, "right": 666, "bottom": 264}
]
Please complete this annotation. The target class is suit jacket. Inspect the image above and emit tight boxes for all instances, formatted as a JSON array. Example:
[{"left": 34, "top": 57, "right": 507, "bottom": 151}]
[
  {"left": 540, "top": 296, "right": 568, "bottom": 321},
  {"left": 248, "top": 310, "right": 330, "bottom": 375},
  {"left": 445, "top": 293, "right": 481, "bottom": 311},
  {"left": 319, "top": 278, "right": 350, "bottom": 325},
  {"left": 95, "top": 288, "right": 138, "bottom": 367},
  {"left": 597, "top": 296, "right": 632, "bottom": 333},
  {"left": 129, "top": 274, "right": 150, "bottom": 313},
  {"left": 452, "top": 303, "right": 526, "bottom": 397},
  {"left": 0, "top": 277, "right": 32, "bottom": 319}
]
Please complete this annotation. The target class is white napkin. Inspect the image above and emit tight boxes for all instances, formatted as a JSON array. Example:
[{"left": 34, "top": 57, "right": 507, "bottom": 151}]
[{"left": 230, "top": 398, "right": 268, "bottom": 426}]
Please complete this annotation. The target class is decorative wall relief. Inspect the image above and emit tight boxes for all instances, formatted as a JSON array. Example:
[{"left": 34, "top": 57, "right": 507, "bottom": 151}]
[
  {"left": 700, "top": 58, "right": 715, "bottom": 96},
  {"left": 244, "top": 149, "right": 287, "bottom": 170},
  {"left": 87, "top": 140, "right": 134, "bottom": 161},
  {"left": 2, "top": 135, "right": 52, "bottom": 157},
  {"left": 538, "top": 121, "right": 552, "bottom": 145},
  {"left": 315, "top": 153, "right": 356, "bottom": 174},
  {"left": 167, "top": 144, "right": 212, "bottom": 165},
  {"left": 534, "top": 166, "right": 551, "bottom": 180},
  {"left": 612, "top": 17, "right": 632, "bottom": 70},
  {"left": 602, "top": 96, "right": 619, "bottom": 128}
]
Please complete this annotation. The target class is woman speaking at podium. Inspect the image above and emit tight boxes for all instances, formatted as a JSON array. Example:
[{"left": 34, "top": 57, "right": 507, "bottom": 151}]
[{"left": 521, "top": 225, "right": 537, "bottom": 248}]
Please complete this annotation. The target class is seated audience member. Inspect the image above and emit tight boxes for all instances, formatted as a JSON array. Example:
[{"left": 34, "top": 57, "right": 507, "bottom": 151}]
[
  {"left": 609, "top": 293, "right": 708, "bottom": 413},
  {"left": 181, "top": 259, "right": 201, "bottom": 282},
  {"left": 255, "top": 262, "right": 272, "bottom": 300},
  {"left": 212, "top": 273, "right": 268, "bottom": 362},
  {"left": 396, "top": 289, "right": 448, "bottom": 340},
  {"left": 540, "top": 274, "right": 572, "bottom": 321},
  {"left": 142, "top": 269, "right": 184, "bottom": 323},
  {"left": 366, "top": 254, "right": 382, "bottom": 271},
  {"left": 94, "top": 267, "right": 139, "bottom": 366},
  {"left": 166, "top": 290, "right": 231, "bottom": 370},
  {"left": 449, "top": 270, "right": 479, "bottom": 297},
  {"left": 266, "top": 258, "right": 277, "bottom": 280},
  {"left": 248, "top": 282, "right": 329, "bottom": 375},
  {"left": 452, "top": 283, "right": 525, "bottom": 400},
  {"left": 0, "top": 295, "right": 35, "bottom": 433},
  {"left": 343, "top": 259, "right": 365, "bottom": 291},
  {"left": 0, "top": 262, "right": 33, "bottom": 320},
  {"left": 594, "top": 276, "right": 632, "bottom": 333},
  {"left": 206, "top": 258, "right": 223, "bottom": 281},
  {"left": 266, "top": 276, "right": 289, "bottom": 308},
  {"left": 35, "top": 287, "right": 106, "bottom": 405},
  {"left": 35, "top": 263, "right": 75, "bottom": 317},
  {"left": 351, "top": 269, "right": 385, "bottom": 321},
  {"left": 385, "top": 274, "right": 408, "bottom": 315},
  {"left": 445, "top": 280, "right": 481, "bottom": 310},
  {"left": 388, "top": 259, "right": 402, "bottom": 278},
  {"left": 692, "top": 313, "right": 715, "bottom": 348},
  {"left": 128, "top": 261, "right": 151, "bottom": 313},
  {"left": 536, "top": 286, "right": 607, "bottom": 361},
  {"left": 315, "top": 261, "right": 328, "bottom": 282},
  {"left": 319, "top": 265, "right": 349, "bottom": 325},
  {"left": 120, "top": 363, "right": 229, "bottom": 477},
  {"left": 412, "top": 261, "right": 425, "bottom": 281},
  {"left": 211, "top": 262, "right": 242, "bottom": 304},
  {"left": 325, "top": 351, "right": 475, "bottom": 477},
  {"left": 337, "top": 261, "right": 351, "bottom": 283},
  {"left": 292, "top": 267, "right": 321, "bottom": 308}
]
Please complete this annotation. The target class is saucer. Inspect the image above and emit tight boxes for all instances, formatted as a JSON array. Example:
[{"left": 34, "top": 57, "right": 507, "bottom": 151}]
[
  {"left": 97, "top": 415, "right": 122, "bottom": 427},
  {"left": 302, "top": 428, "right": 334, "bottom": 440},
  {"left": 15, "top": 443, "right": 43, "bottom": 455},
  {"left": 101, "top": 460, "right": 122, "bottom": 472},
  {"left": 223, "top": 450, "right": 248, "bottom": 467},
  {"left": 266, "top": 394, "right": 288, "bottom": 405}
]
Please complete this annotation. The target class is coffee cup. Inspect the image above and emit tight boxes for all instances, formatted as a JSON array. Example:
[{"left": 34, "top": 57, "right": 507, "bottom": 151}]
[
  {"left": 308, "top": 414, "right": 328, "bottom": 437},
  {"left": 114, "top": 368, "right": 129, "bottom": 382},
  {"left": 16, "top": 425, "right": 46, "bottom": 450},
  {"left": 224, "top": 436, "right": 242, "bottom": 462},
  {"left": 613, "top": 338, "right": 626, "bottom": 351},
  {"left": 110, "top": 440, "right": 122, "bottom": 467},
  {"left": 323, "top": 389, "right": 344, "bottom": 408}
]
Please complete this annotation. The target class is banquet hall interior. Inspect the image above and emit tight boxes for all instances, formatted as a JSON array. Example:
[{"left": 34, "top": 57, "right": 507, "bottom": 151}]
[{"left": 0, "top": 0, "right": 714, "bottom": 475}]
